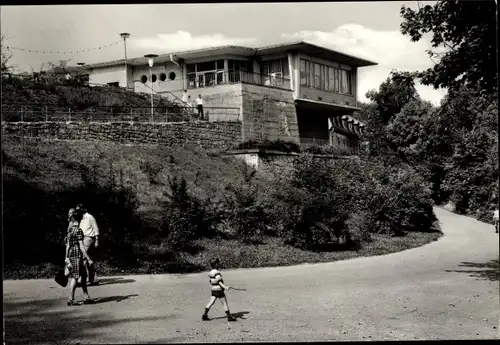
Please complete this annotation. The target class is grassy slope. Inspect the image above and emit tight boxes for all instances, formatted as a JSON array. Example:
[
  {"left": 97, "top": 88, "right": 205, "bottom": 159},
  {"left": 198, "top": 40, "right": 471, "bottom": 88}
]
[
  {"left": 1, "top": 77, "right": 178, "bottom": 113},
  {"left": 2, "top": 136, "right": 442, "bottom": 279}
]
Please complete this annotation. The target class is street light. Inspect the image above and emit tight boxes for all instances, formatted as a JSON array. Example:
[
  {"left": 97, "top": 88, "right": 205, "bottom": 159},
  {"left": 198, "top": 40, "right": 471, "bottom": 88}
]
[
  {"left": 119, "top": 33, "right": 131, "bottom": 89},
  {"left": 144, "top": 54, "right": 159, "bottom": 122},
  {"left": 76, "top": 62, "right": 85, "bottom": 81}
]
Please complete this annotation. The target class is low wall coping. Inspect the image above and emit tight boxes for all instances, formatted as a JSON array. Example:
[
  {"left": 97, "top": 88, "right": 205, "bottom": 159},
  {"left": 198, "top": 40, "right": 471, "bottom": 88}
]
[{"left": 212, "top": 149, "right": 359, "bottom": 159}]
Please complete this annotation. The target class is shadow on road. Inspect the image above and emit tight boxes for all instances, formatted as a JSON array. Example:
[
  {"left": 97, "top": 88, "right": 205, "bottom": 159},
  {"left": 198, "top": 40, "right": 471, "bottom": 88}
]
[
  {"left": 93, "top": 294, "right": 139, "bottom": 304},
  {"left": 444, "top": 259, "right": 499, "bottom": 281},
  {"left": 211, "top": 311, "right": 250, "bottom": 320},
  {"left": 4, "top": 296, "right": 173, "bottom": 345},
  {"left": 97, "top": 277, "right": 136, "bottom": 286}
]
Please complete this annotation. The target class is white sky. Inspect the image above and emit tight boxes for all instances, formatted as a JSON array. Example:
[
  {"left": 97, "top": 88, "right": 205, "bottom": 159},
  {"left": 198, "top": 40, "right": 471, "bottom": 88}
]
[{"left": 1, "top": 2, "right": 447, "bottom": 104}]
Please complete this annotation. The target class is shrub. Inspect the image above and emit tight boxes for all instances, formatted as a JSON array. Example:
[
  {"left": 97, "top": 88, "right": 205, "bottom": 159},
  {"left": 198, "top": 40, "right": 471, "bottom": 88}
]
[
  {"left": 301, "top": 143, "right": 354, "bottom": 156},
  {"left": 160, "top": 176, "right": 216, "bottom": 251},
  {"left": 139, "top": 159, "right": 163, "bottom": 185},
  {"left": 345, "top": 211, "right": 373, "bottom": 246},
  {"left": 2, "top": 162, "right": 142, "bottom": 266},
  {"left": 223, "top": 182, "right": 269, "bottom": 244},
  {"left": 235, "top": 139, "right": 300, "bottom": 153},
  {"left": 362, "top": 163, "right": 437, "bottom": 236},
  {"left": 286, "top": 192, "right": 351, "bottom": 251},
  {"left": 275, "top": 156, "right": 356, "bottom": 251}
]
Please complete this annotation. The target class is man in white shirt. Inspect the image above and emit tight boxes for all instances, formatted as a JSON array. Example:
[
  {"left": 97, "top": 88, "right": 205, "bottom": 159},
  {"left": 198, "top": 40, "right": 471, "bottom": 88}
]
[
  {"left": 196, "top": 94, "right": 204, "bottom": 120},
  {"left": 76, "top": 203, "right": 100, "bottom": 285},
  {"left": 181, "top": 89, "right": 189, "bottom": 104}
]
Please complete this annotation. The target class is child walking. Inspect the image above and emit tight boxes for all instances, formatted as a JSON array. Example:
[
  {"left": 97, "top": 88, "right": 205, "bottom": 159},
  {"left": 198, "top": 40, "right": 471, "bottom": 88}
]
[{"left": 202, "top": 259, "right": 237, "bottom": 321}]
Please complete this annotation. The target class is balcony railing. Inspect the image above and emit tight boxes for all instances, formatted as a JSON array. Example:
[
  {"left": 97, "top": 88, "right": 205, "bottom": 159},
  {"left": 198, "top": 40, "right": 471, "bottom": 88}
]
[{"left": 187, "top": 70, "right": 291, "bottom": 90}]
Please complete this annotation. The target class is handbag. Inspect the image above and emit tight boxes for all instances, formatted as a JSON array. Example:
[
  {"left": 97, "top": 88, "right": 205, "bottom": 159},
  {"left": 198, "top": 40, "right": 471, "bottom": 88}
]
[{"left": 54, "top": 264, "right": 70, "bottom": 287}]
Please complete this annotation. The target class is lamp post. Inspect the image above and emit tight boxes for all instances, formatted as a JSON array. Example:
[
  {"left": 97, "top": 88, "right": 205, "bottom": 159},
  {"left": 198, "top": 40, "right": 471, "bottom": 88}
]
[
  {"left": 76, "top": 62, "right": 86, "bottom": 84},
  {"left": 144, "top": 54, "right": 158, "bottom": 122},
  {"left": 120, "top": 33, "right": 131, "bottom": 89}
]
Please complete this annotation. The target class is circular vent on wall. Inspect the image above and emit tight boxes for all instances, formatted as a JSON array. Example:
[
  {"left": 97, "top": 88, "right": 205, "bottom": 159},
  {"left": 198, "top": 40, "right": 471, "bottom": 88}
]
[
  {"left": 159, "top": 73, "right": 167, "bottom": 81},
  {"left": 152, "top": 74, "right": 157, "bottom": 82},
  {"left": 141, "top": 75, "right": 147, "bottom": 83},
  {"left": 168, "top": 72, "right": 176, "bottom": 80}
]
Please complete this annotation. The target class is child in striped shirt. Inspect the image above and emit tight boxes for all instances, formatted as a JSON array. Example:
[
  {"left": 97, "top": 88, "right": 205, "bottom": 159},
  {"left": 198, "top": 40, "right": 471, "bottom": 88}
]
[{"left": 202, "top": 259, "right": 237, "bottom": 321}]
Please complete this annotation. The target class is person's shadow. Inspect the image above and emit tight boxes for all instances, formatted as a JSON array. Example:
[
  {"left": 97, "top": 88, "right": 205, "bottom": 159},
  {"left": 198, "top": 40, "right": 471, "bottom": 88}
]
[
  {"left": 92, "top": 294, "right": 139, "bottom": 304},
  {"left": 97, "top": 277, "right": 136, "bottom": 286},
  {"left": 77, "top": 277, "right": 136, "bottom": 287},
  {"left": 210, "top": 311, "right": 250, "bottom": 321}
]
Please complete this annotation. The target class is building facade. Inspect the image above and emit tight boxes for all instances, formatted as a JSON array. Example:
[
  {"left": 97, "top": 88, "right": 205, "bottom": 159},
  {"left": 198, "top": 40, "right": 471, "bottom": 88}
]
[{"left": 86, "top": 41, "right": 377, "bottom": 153}]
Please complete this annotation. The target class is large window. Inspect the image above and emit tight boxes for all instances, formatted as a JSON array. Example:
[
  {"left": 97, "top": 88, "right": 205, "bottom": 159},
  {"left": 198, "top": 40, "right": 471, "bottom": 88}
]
[
  {"left": 228, "top": 60, "right": 253, "bottom": 83},
  {"left": 186, "top": 59, "right": 225, "bottom": 88},
  {"left": 299, "top": 58, "right": 352, "bottom": 95},
  {"left": 334, "top": 68, "right": 340, "bottom": 93},
  {"left": 313, "top": 63, "right": 321, "bottom": 88},
  {"left": 340, "top": 69, "right": 349, "bottom": 94},
  {"left": 300, "top": 60, "right": 306, "bottom": 85},
  {"left": 260, "top": 58, "right": 289, "bottom": 87},
  {"left": 328, "top": 67, "right": 335, "bottom": 91}
]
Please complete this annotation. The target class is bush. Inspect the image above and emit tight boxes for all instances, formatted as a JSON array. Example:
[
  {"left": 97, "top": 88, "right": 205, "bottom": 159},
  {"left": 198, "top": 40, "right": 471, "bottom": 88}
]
[
  {"left": 223, "top": 182, "right": 269, "bottom": 244},
  {"left": 139, "top": 159, "right": 163, "bottom": 185},
  {"left": 284, "top": 192, "right": 352, "bottom": 251},
  {"left": 345, "top": 211, "right": 373, "bottom": 245},
  {"left": 301, "top": 143, "right": 354, "bottom": 156},
  {"left": 2, "top": 162, "right": 142, "bottom": 266},
  {"left": 362, "top": 163, "right": 437, "bottom": 236},
  {"left": 274, "top": 156, "right": 356, "bottom": 251},
  {"left": 160, "top": 176, "right": 216, "bottom": 251},
  {"left": 235, "top": 139, "right": 301, "bottom": 153}
]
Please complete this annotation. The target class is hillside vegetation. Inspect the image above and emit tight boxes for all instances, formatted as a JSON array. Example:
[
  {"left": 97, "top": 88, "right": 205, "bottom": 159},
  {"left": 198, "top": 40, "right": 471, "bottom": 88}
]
[
  {"left": 3, "top": 136, "right": 441, "bottom": 279},
  {"left": 3, "top": 0, "right": 497, "bottom": 279}
]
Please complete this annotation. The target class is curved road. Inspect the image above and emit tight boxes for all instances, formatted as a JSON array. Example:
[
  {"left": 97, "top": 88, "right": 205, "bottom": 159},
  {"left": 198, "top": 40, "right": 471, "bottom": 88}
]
[{"left": 4, "top": 207, "right": 499, "bottom": 343}]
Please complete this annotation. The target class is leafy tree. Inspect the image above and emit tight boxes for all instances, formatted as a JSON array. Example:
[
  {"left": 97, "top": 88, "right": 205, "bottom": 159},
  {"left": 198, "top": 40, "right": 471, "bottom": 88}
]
[
  {"left": 1, "top": 31, "right": 12, "bottom": 73},
  {"left": 440, "top": 96, "right": 498, "bottom": 213},
  {"left": 400, "top": 0, "right": 497, "bottom": 94},
  {"left": 385, "top": 98, "right": 436, "bottom": 162},
  {"left": 362, "top": 72, "right": 418, "bottom": 164},
  {"left": 365, "top": 71, "right": 419, "bottom": 125}
]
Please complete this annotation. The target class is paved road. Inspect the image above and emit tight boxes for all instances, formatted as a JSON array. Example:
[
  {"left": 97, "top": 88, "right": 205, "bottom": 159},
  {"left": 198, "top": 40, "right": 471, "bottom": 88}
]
[{"left": 4, "top": 207, "right": 499, "bottom": 343}]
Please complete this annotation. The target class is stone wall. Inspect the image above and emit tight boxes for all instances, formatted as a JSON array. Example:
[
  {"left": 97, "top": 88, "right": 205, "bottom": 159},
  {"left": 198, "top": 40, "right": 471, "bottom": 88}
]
[
  {"left": 1, "top": 121, "right": 242, "bottom": 150},
  {"left": 241, "top": 83, "right": 299, "bottom": 143},
  {"left": 221, "top": 150, "right": 358, "bottom": 180}
]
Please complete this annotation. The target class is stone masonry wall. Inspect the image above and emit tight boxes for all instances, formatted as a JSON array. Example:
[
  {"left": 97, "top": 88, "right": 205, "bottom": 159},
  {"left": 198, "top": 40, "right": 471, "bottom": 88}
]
[
  {"left": 241, "top": 84, "right": 299, "bottom": 143},
  {"left": 1, "top": 121, "right": 242, "bottom": 150}
]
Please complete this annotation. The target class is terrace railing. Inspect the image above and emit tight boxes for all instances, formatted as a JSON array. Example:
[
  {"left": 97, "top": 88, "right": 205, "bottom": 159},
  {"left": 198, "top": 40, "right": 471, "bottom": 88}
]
[
  {"left": 186, "top": 70, "right": 292, "bottom": 90},
  {"left": 1, "top": 104, "right": 241, "bottom": 123}
]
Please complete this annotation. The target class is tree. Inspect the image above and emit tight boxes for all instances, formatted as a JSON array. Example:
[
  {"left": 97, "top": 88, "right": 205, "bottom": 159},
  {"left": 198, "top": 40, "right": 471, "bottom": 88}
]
[
  {"left": 365, "top": 71, "right": 418, "bottom": 125},
  {"left": 400, "top": 0, "right": 497, "bottom": 94},
  {"left": 1, "top": 31, "right": 12, "bottom": 73},
  {"left": 362, "top": 71, "right": 419, "bottom": 163},
  {"left": 47, "top": 59, "right": 71, "bottom": 76},
  {"left": 385, "top": 98, "right": 436, "bottom": 162}
]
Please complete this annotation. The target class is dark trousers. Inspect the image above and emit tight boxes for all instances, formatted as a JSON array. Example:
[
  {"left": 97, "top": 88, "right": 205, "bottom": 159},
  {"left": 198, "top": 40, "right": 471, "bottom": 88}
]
[{"left": 197, "top": 105, "right": 204, "bottom": 119}]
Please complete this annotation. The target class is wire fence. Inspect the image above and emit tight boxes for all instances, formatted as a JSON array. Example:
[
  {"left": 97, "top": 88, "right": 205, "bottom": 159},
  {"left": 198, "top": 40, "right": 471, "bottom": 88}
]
[{"left": 1, "top": 105, "right": 241, "bottom": 123}]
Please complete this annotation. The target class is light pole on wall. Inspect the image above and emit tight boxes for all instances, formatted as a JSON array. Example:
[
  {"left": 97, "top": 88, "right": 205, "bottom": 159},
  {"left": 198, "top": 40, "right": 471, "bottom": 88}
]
[
  {"left": 144, "top": 54, "right": 159, "bottom": 122},
  {"left": 120, "top": 33, "right": 131, "bottom": 89},
  {"left": 76, "top": 62, "right": 86, "bottom": 84}
]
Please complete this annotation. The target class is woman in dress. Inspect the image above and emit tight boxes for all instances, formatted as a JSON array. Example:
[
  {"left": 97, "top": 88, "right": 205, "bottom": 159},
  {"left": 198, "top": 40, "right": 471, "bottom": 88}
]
[
  {"left": 65, "top": 208, "right": 95, "bottom": 306},
  {"left": 64, "top": 208, "right": 76, "bottom": 246}
]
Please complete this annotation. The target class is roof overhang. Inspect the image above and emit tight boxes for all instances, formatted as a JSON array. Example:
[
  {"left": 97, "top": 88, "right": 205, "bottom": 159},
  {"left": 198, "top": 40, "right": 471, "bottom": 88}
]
[
  {"left": 87, "top": 45, "right": 256, "bottom": 69},
  {"left": 86, "top": 40, "right": 377, "bottom": 70},
  {"left": 257, "top": 41, "right": 377, "bottom": 67}
]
